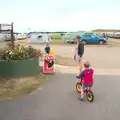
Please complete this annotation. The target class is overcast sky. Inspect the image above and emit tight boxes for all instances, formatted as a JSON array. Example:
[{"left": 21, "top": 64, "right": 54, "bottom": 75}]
[{"left": 0, "top": 0, "right": 120, "bottom": 32}]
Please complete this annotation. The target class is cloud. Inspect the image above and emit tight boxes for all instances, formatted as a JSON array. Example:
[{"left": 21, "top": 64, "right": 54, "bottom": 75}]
[
  {"left": 55, "top": 10, "right": 120, "bottom": 31},
  {"left": 0, "top": 0, "right": 120, "bottom": 32},
  {"left": 1, "top": 7, "right": 120, "bottom": 32}
]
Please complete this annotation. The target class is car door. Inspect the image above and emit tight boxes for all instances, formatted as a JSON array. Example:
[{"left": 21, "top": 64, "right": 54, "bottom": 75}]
[
  {"left": 82, "top": 35, "right": 89, "bottom": 42},
  {"left": 84, "top": 35, "right": 93, "bottom": 43},
  {"left": 90, "top": 35, "right": 98, "bottom": 43}
]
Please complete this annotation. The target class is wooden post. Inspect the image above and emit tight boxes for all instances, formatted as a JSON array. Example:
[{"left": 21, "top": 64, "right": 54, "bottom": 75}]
[{"left": 11, "top": 22, "right": 15, "bottom": 49}]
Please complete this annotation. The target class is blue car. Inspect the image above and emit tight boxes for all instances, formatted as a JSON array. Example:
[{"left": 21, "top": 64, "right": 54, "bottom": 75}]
[{"left": 81, "top": 34, "right": 107, "bottom": 44}]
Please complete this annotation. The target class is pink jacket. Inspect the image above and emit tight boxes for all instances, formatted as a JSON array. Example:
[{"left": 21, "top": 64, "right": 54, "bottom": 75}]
[{"left": 83, "top": 68, "right": 94, "bottom": 85}]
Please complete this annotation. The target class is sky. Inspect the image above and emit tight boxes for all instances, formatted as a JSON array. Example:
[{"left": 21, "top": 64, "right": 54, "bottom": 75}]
[{"left": 0, "top": 0, "right": 120, "bottom": 32}]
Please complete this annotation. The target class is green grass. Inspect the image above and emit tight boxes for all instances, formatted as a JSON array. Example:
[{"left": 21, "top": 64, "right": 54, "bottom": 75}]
[
  {"left": 28, "top": 39, "right": 64, "bottom": 45},
  {"left": 49, "top": 33, "right": 62, "bottom": 39},
  {"left": 17, "top": 74, "right": 47, "bottom": 95}
]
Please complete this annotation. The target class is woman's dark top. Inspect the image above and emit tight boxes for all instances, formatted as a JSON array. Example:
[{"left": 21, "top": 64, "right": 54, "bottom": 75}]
[{"left": 78, "top": 42, "right": 84, "bottom": 57}]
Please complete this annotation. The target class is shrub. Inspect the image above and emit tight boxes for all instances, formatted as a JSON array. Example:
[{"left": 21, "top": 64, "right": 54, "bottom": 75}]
[{"left": 1, "top": 43, "right": 42, "bottom": 60}]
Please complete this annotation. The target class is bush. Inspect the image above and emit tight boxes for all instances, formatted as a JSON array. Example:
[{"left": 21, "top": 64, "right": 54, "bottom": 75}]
[{"left": 1, "top": 43, "right": 42, "bottom": 60}]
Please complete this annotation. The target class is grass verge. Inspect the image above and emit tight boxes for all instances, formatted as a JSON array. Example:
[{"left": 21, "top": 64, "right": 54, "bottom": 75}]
[{"left": 0, "top": 73, "right": 47, "bottom": 100}]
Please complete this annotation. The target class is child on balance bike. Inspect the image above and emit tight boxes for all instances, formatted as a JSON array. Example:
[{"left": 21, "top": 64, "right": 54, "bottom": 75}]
[{"left": 76, "top": 61, "right": 94, "bottom": 101}]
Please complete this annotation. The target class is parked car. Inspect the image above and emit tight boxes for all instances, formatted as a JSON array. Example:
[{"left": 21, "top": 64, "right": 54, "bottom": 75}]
[
  {"left": 63, "top": 33, "right": 81, "bottom": 43},
  {"left": 17, "top": 33, "right": 27, "bottom": 40},
  {"left": 107, "top": 33, "right": 115, "bottom": 38},
  {"left": 0, "top": 33, "right": 17, "bottom": 42},
  {"left": 81, "top": 34, "right": 107, "bottom": 44},
  {"left": 114, "top": 33, "right": 120, "bottom": 39}
]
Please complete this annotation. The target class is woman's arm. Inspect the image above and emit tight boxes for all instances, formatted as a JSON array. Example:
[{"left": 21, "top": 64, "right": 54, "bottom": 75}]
[{"left": 76, "top": 70, "right": 85, "bottom": 78}]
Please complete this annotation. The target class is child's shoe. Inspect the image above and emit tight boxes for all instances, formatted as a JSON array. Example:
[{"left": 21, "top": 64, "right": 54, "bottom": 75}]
[{"left": 78, "top": 97, "right": 84, "bottom": 101}]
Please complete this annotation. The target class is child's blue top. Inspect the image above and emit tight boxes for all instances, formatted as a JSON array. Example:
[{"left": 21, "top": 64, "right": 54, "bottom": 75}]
[{"left": 44, "top": 46, "right": 50, "bottom": 54}]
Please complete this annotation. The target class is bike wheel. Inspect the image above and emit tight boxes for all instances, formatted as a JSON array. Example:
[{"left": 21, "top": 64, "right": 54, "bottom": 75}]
[
  {"left": 76, "top": 83, "right": 82, "bottom": 93},
  {"left": 86, "top": 90, "right": 94, "bottom": 102}
]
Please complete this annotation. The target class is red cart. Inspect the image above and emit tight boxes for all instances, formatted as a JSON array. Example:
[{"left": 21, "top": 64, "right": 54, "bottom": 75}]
[{"left": 43, "top": 55, "right": 55, "bottom": 73}]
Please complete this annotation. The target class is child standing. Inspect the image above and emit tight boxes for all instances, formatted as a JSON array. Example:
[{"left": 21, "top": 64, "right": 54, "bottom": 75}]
[
  {"left": 44, "top": 42, "right": 50, "bottom": 54},
  {"left": 76, "top": 61, "right": 94, "bottom": 101}
]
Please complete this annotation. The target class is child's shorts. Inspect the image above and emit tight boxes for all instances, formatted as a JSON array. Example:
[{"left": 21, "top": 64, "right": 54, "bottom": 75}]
[{"left": 82, "top": 84, "right": 92, "bottom": 89}]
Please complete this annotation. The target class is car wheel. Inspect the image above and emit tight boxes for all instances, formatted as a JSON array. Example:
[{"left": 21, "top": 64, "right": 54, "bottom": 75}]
[
  {"left": 82, "top": 40, "right": 87, "bottom": 45},
  {"left": 98, "top": 40, "right": 104, "bottom": 45}
]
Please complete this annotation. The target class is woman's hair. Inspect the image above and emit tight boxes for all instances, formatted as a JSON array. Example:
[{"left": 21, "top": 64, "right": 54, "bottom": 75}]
[
  {"left": 84, "top": 61, "right": 90, "bottom": 68},
  {"left": 76, "top": 36, "right": 81, "bottom": 40},
  {"left": 76, "top": 36, "right": 81, "bottom": 43}
]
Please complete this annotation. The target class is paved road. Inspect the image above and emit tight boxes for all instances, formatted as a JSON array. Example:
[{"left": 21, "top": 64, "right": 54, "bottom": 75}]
[{"left": 0, "top": 73, "right": 120, "bottom": 120}]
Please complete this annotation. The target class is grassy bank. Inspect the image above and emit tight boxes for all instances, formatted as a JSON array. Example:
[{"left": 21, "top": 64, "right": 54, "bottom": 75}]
[{"left": 0, "top": 73, "right": 47, "bottom": 100}]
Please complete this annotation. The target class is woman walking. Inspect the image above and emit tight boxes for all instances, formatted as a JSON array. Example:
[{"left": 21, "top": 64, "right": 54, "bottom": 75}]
[{"left": 74, "top": 36, "right": 84, "bottom": 75}]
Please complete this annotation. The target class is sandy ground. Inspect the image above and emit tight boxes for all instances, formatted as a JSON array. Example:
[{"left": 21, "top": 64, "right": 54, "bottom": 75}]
[{"left": 50, "top": 45, "right": 120, "bottom": 69}]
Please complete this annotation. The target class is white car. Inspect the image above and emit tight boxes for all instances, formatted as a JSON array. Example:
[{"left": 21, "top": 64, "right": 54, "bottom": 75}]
[
  {"left": 17, "top": 33, "right": 27, "bottom": 40},
  {"left": 0, "top": 33, "right": 17, "bottom": 42}
]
